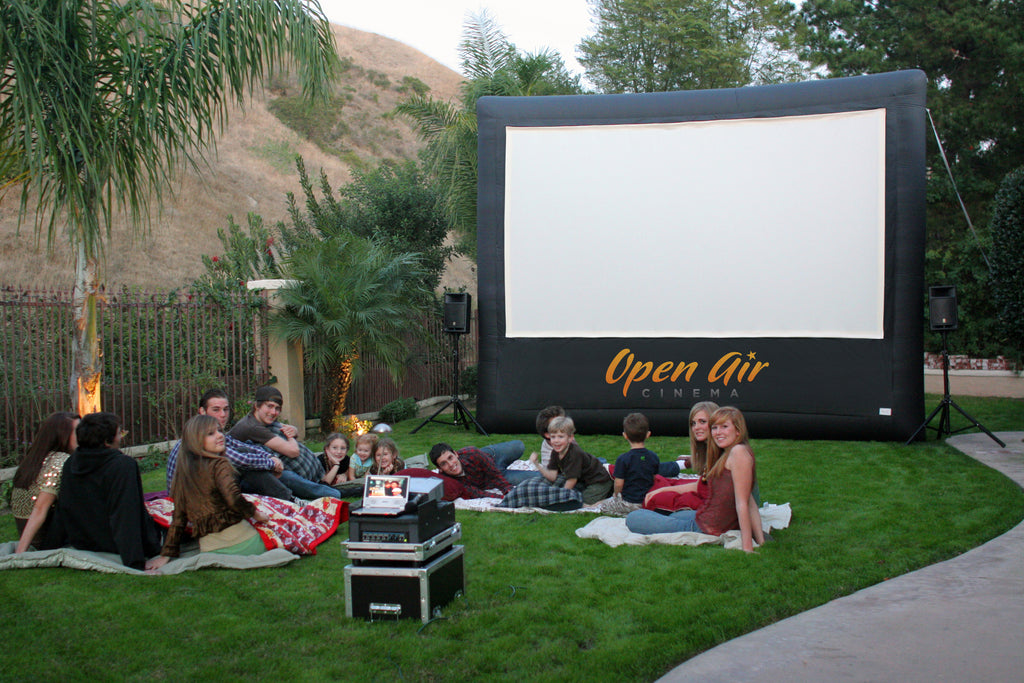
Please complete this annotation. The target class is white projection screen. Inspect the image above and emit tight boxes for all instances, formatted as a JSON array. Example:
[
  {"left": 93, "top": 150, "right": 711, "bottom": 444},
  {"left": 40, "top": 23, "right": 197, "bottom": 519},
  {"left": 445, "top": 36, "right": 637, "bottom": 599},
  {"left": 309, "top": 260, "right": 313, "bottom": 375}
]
[
  {"left": 476, "top": 71, "right": 927, "bottom": 440},
  {"left": 503, "top": 110, "right": 886, "bottom": 339}
]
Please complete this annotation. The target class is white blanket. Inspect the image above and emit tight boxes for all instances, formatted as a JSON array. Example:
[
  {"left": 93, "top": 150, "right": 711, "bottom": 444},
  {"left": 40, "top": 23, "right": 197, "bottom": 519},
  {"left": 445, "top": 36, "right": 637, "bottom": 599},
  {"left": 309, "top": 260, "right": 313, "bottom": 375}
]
[{"left": 574, "top": 502, "right": 792, "bottom": 550}]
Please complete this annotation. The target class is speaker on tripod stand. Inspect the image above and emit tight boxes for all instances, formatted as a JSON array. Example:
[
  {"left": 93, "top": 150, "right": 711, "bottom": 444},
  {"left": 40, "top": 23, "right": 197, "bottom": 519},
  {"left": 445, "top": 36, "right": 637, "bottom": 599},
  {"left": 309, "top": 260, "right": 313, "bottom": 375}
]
[
  {"left": 906, "top": 286, "right": 1004, "bottom": 446},
  {"left": 412, "top": 293, "right": 487, "bottom": 435}
]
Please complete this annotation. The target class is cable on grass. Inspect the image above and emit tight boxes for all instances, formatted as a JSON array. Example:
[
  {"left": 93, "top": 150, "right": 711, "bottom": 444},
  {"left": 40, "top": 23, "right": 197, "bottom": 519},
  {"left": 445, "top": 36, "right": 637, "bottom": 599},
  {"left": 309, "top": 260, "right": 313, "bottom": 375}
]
[{"left": 417, "top": 616, "right": 448, "bottom": 634}]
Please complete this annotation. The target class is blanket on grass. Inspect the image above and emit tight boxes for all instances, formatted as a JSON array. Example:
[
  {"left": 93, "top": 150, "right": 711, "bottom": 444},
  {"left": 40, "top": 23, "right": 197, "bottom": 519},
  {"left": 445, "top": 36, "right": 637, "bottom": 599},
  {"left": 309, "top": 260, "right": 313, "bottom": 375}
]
[
  {"left": 0, "top": 541, "right": 299, "bottom": 574},
  {"left": 574, "top": 502, "right": 792, "bottom": 550},
  {"left": 146, "top": 494, "right": 347, "bottom": 556}
]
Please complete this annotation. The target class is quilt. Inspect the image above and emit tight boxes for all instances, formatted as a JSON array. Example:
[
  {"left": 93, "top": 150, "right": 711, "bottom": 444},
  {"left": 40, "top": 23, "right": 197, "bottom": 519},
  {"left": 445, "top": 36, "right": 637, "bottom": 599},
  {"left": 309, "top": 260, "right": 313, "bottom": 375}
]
[{"left": 146, "top": 494, "right": 347, "bottom": 556}]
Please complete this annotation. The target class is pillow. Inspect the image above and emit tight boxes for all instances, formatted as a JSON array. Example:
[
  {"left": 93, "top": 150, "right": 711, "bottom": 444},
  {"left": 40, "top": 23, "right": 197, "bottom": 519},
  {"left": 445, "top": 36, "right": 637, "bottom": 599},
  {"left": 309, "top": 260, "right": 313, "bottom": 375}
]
[{"left": 643, "top": 488, "right": 704, "bottom": 513}]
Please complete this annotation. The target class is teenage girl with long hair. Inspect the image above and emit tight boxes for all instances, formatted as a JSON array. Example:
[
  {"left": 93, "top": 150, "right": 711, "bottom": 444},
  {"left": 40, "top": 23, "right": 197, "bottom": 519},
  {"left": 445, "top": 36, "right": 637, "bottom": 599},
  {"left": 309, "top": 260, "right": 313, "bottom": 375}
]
[
  {"left": 13, "top": 412, "right": 80, "bottom": 552},
  {"left": 627, "top": 406, "right": 764, "bottom": 552},
  {"left": 146, "top": 415, "right": 269, "bottom": 571},
  {"left": 642, "top": 401, "right": 718, "bottom": 511}
]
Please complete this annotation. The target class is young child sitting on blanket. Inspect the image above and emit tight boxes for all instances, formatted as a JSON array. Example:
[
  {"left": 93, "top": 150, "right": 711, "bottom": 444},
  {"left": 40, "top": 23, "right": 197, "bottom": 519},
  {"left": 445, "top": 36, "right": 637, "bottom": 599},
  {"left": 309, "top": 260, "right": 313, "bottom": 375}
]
[
  {"left": 529, "top": 416, "right": 613, "bottom": 506},
  {"left": 534, "top": 405, "right": 565, "bottom": 469},
  {"left": 146, "top": 415, "right": 270, "bottom": 571},
  {"left": 612, "top": 413, "right": 661, "bottom": 511}
]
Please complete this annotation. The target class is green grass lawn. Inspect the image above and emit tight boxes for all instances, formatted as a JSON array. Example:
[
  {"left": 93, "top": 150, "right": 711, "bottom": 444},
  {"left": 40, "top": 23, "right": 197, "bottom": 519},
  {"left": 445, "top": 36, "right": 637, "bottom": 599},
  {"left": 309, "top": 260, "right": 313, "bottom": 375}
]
[{"left": 2, "top": 396, "right": 1022, "bottom": 682}]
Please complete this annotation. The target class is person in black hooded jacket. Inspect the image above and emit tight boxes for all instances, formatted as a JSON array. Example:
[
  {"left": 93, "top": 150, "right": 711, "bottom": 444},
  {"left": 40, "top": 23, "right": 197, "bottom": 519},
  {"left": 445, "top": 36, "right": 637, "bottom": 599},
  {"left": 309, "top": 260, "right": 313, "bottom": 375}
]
[{"left": 47, "top": 412, "right": 162, "bottom": 570}]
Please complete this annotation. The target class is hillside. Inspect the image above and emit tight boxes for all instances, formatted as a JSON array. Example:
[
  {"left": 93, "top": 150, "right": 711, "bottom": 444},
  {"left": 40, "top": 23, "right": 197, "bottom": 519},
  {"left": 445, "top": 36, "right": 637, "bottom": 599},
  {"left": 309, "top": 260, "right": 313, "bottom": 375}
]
[{"left": 0, "top": 24, "right": 476, "bottom": 294}]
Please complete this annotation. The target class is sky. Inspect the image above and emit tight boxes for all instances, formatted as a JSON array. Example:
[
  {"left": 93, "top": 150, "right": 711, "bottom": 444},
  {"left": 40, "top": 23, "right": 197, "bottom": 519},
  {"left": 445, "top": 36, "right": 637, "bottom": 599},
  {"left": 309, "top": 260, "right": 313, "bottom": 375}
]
[{"left": 317, "top": 0, "right": 594, "bottom": 78}]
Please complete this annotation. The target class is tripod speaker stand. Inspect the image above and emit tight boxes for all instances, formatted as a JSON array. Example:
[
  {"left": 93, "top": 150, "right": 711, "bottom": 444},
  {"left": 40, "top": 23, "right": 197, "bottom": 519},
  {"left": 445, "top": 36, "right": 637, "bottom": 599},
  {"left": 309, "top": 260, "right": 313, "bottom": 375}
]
[
  {"left": 905, "top": 286, "right": 1004, "bottom": 447},
  {"left": 411, "top": 294, "right": 487, "bottom": 436}
]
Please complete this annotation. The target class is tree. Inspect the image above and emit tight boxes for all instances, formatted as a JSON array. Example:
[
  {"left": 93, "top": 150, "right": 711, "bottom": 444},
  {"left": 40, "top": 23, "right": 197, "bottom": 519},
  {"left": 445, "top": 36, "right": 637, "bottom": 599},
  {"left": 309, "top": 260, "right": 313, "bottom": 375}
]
[
  {"left": 270, "top": 232, "right": 431, "bottom": 433},
  {"left": 286, "top": 158, "right": 453, "bottom": 291},
  {"left": 0, "top": 0, "right": 339, "bottom": 415},
  {"left": 396, "top": 11, "right": 584, "bottom": 256},
  {"left": 798, "top": 0, "right": 1024, "bottom": 357},
  {"left": 990, "top": 167, "right": 1024, "bottom": 364},
  {"left": 578, "top": 0, "right": 807, "bottom": 93}
]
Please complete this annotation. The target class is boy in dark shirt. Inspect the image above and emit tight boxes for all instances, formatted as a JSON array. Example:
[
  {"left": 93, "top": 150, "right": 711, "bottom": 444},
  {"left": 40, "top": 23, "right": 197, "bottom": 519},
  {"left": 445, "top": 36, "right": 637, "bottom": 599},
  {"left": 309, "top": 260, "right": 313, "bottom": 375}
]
[{"left": 612, "top": 412, "right": 661, "bottom": 510}]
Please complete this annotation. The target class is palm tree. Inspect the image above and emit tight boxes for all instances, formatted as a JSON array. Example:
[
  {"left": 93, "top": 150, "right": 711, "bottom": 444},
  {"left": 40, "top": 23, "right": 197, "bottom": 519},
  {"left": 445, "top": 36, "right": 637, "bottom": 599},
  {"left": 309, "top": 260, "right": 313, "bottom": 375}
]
[
  {"left": 0, "top": 0, "right": 339, "bottom": 415},
  {"left": 396, "top": 10, "right": 583, "bottom": 256},
  {"left": 270, "top": 231, "right": 431, "bottom": 433}
]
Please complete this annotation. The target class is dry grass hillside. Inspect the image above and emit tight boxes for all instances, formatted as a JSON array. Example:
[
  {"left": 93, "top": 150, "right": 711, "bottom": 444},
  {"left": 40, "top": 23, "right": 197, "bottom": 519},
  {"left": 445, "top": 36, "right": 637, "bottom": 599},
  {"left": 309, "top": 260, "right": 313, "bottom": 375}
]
[{"left": 0, "top": 24, "right": 477, "bottom": 295}]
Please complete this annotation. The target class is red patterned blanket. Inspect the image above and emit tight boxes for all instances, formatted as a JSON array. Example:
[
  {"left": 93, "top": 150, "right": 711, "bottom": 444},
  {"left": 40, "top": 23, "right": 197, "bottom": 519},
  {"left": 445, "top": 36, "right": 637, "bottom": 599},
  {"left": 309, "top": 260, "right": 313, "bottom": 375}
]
[{"left": 146, "top": 495, "right": 348, "bottom": 556}]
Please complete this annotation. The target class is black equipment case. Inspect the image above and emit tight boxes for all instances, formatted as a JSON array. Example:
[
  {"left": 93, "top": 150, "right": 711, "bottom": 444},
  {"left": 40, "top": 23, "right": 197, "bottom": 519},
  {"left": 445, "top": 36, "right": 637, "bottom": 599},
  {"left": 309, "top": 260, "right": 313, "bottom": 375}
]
[
  {"left": 344, "top": 545, "right": 465, "bottom": 623},
  {"left": 348, "top": 499, "right": 456, "bottom": 544}
]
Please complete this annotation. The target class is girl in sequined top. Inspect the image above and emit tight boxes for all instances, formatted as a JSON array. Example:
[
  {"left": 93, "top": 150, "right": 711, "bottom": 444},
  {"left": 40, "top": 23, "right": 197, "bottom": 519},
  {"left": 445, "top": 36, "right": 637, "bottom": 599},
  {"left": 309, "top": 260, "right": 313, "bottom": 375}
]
[{"left": 14, "top": 412, "right": 80, "bottom": 553}]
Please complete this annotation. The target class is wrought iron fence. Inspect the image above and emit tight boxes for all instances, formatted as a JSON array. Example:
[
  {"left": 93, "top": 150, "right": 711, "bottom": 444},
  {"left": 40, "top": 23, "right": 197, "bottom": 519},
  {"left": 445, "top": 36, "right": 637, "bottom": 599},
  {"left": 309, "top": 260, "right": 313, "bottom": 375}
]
[
  {"left": 1, "top": 287, "right": 479, "bottom": 466},
  {"left": 0, "top": 287, "right": 269, "bottom": 467}
]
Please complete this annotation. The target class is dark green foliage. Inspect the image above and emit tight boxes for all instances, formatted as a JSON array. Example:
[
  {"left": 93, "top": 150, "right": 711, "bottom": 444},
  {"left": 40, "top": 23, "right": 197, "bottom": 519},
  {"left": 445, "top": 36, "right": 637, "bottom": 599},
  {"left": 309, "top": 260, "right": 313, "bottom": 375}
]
[
  {"left": 189, "top": 213, "right": 282, "bottom": 306},
  {"left": 266, "top": 95, "right": 352, "bottom": 151},
  {"left": 378, "top": 397, "right": 418, "bottom": 423},
  {"left": 281, "top": 157, "right": 453, "bottom": 292},
  {"left": 924, "top": 235, "right": 1002, "bottom": 358},
  {"left": 270, "top": 230, "right": 432, "bottom": 429},
  {"left": 990, "top": 167, "right": 1024, "bottom": 363},
  {"left": 459, "top": 364, "right": 478, "bottom": 400},
  {"left": 137, "top": 445, "right": 170, "bottom": 474},
  {"left": 578, "top": 0, "right": 806, "bottom": 93},
  {"left": 798, "top": 0, "right": 1024, "bottom": 358},
  {"left": 396, "top": 75, "right": 430, "bottom": 97},
  {"left": 364, "top": 69, "right": 390, "bottom": 89}
]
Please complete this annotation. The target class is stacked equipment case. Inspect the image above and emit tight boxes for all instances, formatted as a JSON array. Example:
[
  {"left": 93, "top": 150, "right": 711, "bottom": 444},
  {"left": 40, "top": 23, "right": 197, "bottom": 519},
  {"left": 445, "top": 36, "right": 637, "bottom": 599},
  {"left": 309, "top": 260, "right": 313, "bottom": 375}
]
[{"left": 342, "top": 499, "right": 464, "bottom": 622}]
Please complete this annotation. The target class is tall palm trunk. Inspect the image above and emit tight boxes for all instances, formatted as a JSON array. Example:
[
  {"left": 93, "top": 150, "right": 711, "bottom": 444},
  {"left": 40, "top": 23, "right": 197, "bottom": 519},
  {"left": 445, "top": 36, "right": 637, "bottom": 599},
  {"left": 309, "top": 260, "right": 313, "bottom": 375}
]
[
  {"left": 321, "top": 356, "right": 354, "bottom": 433},
  {"left": 71, "top": 240, "right": 102, "bottom": 416}
]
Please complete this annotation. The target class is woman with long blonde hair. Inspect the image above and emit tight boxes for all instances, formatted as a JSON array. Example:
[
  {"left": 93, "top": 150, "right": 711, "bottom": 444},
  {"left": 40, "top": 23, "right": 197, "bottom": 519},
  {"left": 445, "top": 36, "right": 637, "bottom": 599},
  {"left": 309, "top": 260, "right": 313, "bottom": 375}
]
[
  {"left": 146, "top": 415, "right": 268, "bottom": 571},
  {"left": 627, "top": 406, "right": 764, "bottom": 552}
]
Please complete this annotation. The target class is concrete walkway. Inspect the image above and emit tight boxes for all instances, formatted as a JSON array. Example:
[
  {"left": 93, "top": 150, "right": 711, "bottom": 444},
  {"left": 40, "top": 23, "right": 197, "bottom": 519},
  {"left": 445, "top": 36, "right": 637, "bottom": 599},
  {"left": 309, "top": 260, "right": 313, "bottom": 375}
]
[{"left": 660, "top": 431, "right": 1024, "bottom": 683}]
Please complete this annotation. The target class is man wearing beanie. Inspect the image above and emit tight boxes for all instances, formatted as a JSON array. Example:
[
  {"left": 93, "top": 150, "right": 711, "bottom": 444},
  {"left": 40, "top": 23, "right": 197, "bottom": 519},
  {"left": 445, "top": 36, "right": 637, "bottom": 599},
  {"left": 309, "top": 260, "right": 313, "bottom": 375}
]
[{"left": 229, "top": 385, "right": 345, "bottom": 500}]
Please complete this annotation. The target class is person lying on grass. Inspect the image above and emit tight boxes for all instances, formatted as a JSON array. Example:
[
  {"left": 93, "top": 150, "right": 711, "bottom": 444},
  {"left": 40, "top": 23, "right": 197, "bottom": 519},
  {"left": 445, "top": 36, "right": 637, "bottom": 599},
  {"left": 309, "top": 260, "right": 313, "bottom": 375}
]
[
  {"left": 319, "top": 432, "right": 351, "bottom": 486},
  {"left": 428, "top": 442, "right": 516, "bottom": 499},
  {"left": 147, "top": 415, "right": 270, "bottom": 571},
  {"left": 626, "top": 406, "right": 764, "bottom": 552},
  {"left": 529, "top": 416, "right": 613, "bottom": 506}
]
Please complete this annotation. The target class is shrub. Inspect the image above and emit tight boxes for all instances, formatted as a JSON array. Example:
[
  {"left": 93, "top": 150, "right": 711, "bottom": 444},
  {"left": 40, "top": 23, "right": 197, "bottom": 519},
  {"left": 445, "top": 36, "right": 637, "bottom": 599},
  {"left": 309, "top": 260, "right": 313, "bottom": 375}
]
[
  {"left": 459, "top": 364, "right": 478, "bottom": 400},
  {"left": 378, "top": 397, "right": 418, "bottom": 424},
  {"left": 137, "top": 445, "right": 170, "bottom": 474},
  {"left": 990, "top": 166, "right": 1024, "bottom": 364}
]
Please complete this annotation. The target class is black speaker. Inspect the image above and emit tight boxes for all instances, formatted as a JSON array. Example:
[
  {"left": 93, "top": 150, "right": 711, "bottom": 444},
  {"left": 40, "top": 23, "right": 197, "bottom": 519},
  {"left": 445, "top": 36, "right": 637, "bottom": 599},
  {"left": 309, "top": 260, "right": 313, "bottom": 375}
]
[
  {"left": 443, "top": 293, "right": 471, "bottom": 334},
  {"left": 929, "top": 285, "right": 958, "bottom": 332}
]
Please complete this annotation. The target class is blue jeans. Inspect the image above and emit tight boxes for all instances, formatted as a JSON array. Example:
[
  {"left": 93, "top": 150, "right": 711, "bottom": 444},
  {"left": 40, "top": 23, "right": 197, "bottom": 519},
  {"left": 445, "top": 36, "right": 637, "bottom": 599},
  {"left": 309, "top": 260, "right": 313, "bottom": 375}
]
[
  {"left": 658, "top": 461, "right": 681, "bottom": 477},
  {"left": 279, "top": 470, "right": 341, "bottom": 500},
  {"left": 625, "top": 509, "right": 701, "bottom": 535},
  {"left": 481, "top": 440, "right": 542, "bottom": 485}
]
